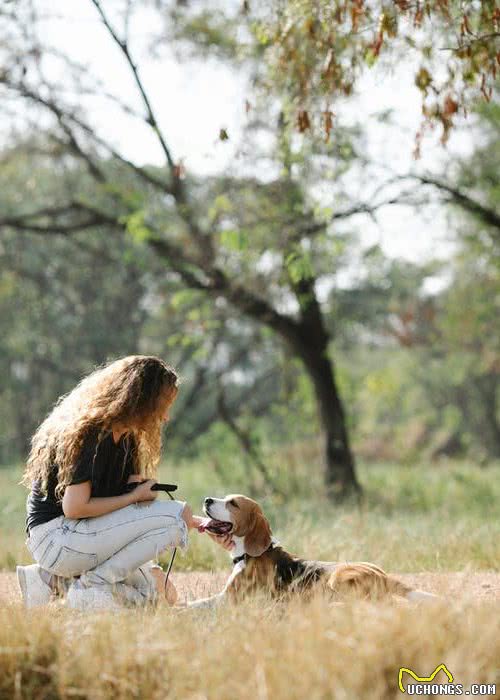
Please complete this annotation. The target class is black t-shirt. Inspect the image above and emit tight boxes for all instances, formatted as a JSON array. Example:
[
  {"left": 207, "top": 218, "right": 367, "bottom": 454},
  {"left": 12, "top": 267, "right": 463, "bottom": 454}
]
[{"left": 26, "top": 427, "right": 136, "bottom": 532}]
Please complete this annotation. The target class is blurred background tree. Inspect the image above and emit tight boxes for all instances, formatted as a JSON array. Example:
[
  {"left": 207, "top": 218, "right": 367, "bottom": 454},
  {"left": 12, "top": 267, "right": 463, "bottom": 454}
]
[{"left": 0, "top": 1, "right": 498, "bottom": 501}]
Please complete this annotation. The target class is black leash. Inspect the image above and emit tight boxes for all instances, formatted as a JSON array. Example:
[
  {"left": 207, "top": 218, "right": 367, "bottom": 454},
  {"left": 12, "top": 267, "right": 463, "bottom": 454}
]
[{"left": 162, "top": 485, "right": 178, "bottom": 597}]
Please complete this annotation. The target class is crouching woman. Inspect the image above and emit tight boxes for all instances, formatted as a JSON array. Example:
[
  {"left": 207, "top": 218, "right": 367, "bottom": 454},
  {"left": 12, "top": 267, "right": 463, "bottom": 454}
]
[{"left": 18, "top": 355, "right": 202, "bottom": 610}]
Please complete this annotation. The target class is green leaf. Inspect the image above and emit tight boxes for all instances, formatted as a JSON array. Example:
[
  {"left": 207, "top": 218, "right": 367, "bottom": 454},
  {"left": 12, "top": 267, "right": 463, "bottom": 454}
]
[
  {"left": 171, "top": 289, "right": 198, "bottom": 310},
  {"left": 123, "top": 210, "right": 151, "bottom": 243},
  {"left": 220, "top": 228, "right": 248, "bottom": 251},
  {"left": 364, "top": 48, "right": 378, "bottom": 68},
  {"left": 208, "top": 194, "right": 232, "bottom": 222},
  {"left": 285, "top": 249, "right": 313, "bottom": 284}
]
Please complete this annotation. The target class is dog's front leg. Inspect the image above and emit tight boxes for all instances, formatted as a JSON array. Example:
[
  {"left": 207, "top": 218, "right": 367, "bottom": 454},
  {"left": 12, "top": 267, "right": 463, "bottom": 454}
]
[
  {"left": 186, "top": 560, "right": 245, "bottom": 609},
  {"left": 187, "top": 591, "right": 226, "bottom": 609}
]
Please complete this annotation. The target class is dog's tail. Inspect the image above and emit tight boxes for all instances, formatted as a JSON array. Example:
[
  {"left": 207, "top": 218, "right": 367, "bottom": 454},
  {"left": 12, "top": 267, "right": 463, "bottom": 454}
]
[
  {"left": 385, "top": 576, "right": 439, "bottom": 601},
  {"left": 405, "top": 588, "right": 439, "bottom": 602},
  {"left": 327, "top": 563, "right": 439, "bottom": 601}
]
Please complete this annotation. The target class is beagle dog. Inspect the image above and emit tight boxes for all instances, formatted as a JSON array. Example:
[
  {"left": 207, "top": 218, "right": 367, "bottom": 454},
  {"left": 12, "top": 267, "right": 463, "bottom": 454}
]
[{"left": 188, "top": 494, "right": 437, "bottom": 608}]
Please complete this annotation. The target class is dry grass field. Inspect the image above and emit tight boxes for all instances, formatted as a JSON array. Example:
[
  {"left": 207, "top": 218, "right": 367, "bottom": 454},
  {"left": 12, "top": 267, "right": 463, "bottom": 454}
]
[
  {"left": 0, "top": 571, "right": 499, "bottom": 700},
  {"left": 1, "top": 459, "right": 498, "bottom": 699}
]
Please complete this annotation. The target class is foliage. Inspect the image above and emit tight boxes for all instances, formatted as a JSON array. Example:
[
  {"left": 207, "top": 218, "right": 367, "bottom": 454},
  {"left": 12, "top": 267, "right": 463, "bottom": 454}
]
[
  {"left": 0, "top": 148, "right": 163, "bottom": 460},
  {"left": 0, "top": 1, "right": 498, "bottom": 494},
  {"left": 251, "top": 0, "right": 500, "bottom": 147},
  {"left": 156, "top": 0, "right": 499, "bottom": 147}
]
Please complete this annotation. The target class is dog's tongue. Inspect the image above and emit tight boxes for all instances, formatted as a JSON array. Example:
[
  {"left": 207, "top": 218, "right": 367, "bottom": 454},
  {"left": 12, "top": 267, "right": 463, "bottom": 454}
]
[
  {"left": 197, "top": 518, "right": 233, "bottom": 535},
  {"left": 197, "top": 517, "right": 210, "bottom": 533}
]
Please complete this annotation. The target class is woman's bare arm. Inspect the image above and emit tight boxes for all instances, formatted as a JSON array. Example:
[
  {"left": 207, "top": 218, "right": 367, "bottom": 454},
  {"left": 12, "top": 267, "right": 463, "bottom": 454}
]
[
  {"left": 62, "top": 480, "right": 203, "bottom": 529},
  {"left": 62, "top": 479, "right": 157, "bottom": 519},
  {"left": 127, "top": 474, "right": 145, "bottom": 484}
]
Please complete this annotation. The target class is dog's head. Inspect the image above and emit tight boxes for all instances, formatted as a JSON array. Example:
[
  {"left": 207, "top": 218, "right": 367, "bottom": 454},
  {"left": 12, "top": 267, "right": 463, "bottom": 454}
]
[{"left": 202, "top": 494, "right": 272, "bottom": 557}]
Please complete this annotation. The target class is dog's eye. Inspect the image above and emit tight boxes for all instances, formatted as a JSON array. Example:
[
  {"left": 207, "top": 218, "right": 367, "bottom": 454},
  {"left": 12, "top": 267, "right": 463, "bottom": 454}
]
[{"left": 228, "top": 499, "right": 239, "bottom": 509}]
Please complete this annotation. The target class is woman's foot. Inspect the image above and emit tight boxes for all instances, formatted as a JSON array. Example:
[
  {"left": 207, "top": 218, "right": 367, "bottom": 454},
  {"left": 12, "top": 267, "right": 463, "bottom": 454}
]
[
  {"left": 17, "top": 564, "right": 52, "bottom": 607},
  {"left": 150, "top": 565, "right": 178, "bottom": 605},
  {"left": 66, "top": 580, "right": 122, "bottom": 611},
  {"left": 17, "top": 565, "right": 69, "bottom": 607}
]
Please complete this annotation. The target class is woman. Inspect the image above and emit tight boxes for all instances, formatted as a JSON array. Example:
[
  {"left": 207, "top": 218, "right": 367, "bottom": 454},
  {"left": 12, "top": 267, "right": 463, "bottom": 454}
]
[{"left": 18, "top": 355, "right": 203, "bottom": 610}]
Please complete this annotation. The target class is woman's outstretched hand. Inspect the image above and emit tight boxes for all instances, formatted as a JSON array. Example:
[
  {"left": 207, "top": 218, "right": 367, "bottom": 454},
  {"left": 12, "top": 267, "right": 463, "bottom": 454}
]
[{"left": 181, "top": 503, "right": 204, "bottom": 530}]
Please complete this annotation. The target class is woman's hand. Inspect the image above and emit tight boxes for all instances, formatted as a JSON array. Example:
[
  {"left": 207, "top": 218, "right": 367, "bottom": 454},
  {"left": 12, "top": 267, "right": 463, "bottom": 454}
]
[
  {"left": 131, "top": 479, "right": 158, "bottom": 503},
  {"left": 181, "top": 503, "right": 204, "bottom": 530}
]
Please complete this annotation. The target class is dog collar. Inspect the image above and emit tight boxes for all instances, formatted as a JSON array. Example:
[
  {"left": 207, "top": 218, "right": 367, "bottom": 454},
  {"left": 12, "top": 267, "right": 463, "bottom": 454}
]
[{"left": 232, "top": 542, "right": 275, "bottom": 565}]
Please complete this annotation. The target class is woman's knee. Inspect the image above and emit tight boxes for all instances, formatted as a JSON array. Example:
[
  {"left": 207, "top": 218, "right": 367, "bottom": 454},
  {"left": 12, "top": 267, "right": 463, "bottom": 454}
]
[
  {"left": 144, "top": 521, "right": 188, "bottom": 551},
  {"left": 133, "top": 499, "right": 186, "bottom": 519}
]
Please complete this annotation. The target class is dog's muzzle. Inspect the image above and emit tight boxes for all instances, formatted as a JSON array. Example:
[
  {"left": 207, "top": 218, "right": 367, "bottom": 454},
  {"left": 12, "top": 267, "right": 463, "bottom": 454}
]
[{"left": 198, "top": 499, "right": 233, "bottom": 535}]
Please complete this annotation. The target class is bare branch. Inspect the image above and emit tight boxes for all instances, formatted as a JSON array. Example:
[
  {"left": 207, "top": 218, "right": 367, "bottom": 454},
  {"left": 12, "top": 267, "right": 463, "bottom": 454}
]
[
  {"left": 89, "top": 0, "right": 175, "bottom": 171},
  {"left": 0, "top": 213, "right": 110, "bottom": 235},
  {"left": 217, "top": 387, "right": 283, "bottom": 495},
  {"left": 440, "top": 32, "right": 500, "bottom": 52},
  {"left": 180, "top": 367, "right": 277, "bottom": 447},
  {"left": 401, "top": 174, "right": 500, "bottom": 233},
  {"left": 56, "top": 123, "right": 106, "bottom": 182},
  {"left": 295, "top": 192, "right": 425, "bottom": 240},
  {"left": 88, "top": 0, "right": 215, "bottom": 261},
  {"left": 168, "top": 324, "right": 227, "bottom": 432},
  {"left": 1, "top": 79, "right": 170, "bottom": 191}
]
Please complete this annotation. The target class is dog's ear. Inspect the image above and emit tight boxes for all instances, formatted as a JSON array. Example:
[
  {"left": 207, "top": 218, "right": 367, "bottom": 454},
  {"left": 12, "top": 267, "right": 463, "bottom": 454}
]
[{"left": 244, "top": 508, "right": 272, "bottom": 557}]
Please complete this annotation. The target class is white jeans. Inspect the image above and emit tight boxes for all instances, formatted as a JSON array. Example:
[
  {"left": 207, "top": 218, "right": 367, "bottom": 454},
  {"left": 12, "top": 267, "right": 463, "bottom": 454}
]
[{"left": 26, "top": 500, "right": 187, "bottom": 605}]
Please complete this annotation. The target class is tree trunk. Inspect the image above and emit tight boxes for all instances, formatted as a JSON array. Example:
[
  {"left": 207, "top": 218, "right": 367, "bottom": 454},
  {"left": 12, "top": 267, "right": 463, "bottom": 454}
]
[
  {"left": 476, "top": 375, "right": 500, "bottom": 459},
  {"left": 308, "top": 353, "right": 360, "bottom": 499},
  {"left": 294, "top": 336, "right": 361, "bottom": 499}
]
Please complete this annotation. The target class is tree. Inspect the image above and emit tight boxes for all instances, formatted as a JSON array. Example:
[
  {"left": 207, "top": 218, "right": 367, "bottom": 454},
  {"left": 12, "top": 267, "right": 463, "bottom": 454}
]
[
  {"left": 327, "top": 101, "right": 500, "bottom": 460},
  {"left": 0, "top": 0, "right": 420, "bottom": 497},
  {"left": 3, "top": 2, "right": 494, "bottom": 495},
  {"left": 245, "top": 0, "right": 499, "bottom": 145},
  {"left": 0, "top": 145, "right": 162, "bottom": 459},
  {"left": 429, "top": 102, "right": 500, "bottom": 457}
]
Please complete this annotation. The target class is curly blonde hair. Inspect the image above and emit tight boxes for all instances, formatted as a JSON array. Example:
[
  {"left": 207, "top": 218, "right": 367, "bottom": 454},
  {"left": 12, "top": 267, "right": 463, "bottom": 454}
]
[{"left": 23, "top": 355, "right": 179, "bottom": 500}]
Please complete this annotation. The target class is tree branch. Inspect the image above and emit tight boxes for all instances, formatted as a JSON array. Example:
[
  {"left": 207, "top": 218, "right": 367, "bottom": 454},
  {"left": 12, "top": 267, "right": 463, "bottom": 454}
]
[
  {"left": 0, "top": 213, "right": 110, "bottom": 235},
  {"left": 295, "top": 192, "right": 426, "bottom": 240},
  {"left": 0, "top": 195, "right": 302, "bottom": 354},
  {"left": 180, "top": 367, "right": 278, "bottom": 447},
  {"left": 144, "top": 230, "right": 301, "bottom": 345},
  {"left": 89, "top": 0, "right": 214, "bottom": 261},
  {"left": 217, "top": 387, "right": 283, "bottom": 495},
  {"left": 401, "top": 174, "right": 500, "bottom": 233},
  {"left": 1, "top": 79, "right": 170, "bottom": 192},
  {"left": 90, "top": 0, "right": 175, "bottom": 172}
]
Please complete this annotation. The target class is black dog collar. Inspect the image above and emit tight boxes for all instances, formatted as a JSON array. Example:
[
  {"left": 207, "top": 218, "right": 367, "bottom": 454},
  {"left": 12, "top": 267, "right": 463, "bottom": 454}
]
[{"left": 232, "top": 543, "right": 275, "bottom": 565}]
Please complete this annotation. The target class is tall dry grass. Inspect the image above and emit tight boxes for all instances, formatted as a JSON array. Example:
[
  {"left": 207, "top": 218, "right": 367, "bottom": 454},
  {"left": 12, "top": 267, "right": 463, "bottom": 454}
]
[{"left": 0, "top": 597, "right": 498, "bottom": 700}]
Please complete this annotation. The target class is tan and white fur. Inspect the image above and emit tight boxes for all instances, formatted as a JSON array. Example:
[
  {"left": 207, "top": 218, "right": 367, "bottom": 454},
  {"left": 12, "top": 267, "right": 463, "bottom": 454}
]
[{"left": 187, "top": 494, "right": 438, "bottom": 609}]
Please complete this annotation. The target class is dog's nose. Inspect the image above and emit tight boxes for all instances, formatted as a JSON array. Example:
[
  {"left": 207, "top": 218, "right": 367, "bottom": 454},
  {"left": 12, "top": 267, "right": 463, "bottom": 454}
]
[{"left": 204, "top": 497, "right": 214, "bottom": 507}]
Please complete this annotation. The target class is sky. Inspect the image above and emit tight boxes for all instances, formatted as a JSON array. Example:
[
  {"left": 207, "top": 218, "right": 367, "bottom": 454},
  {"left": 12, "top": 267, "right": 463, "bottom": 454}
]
[{"left": 13, "top": 0, "right": 478, "bottom": 283}]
